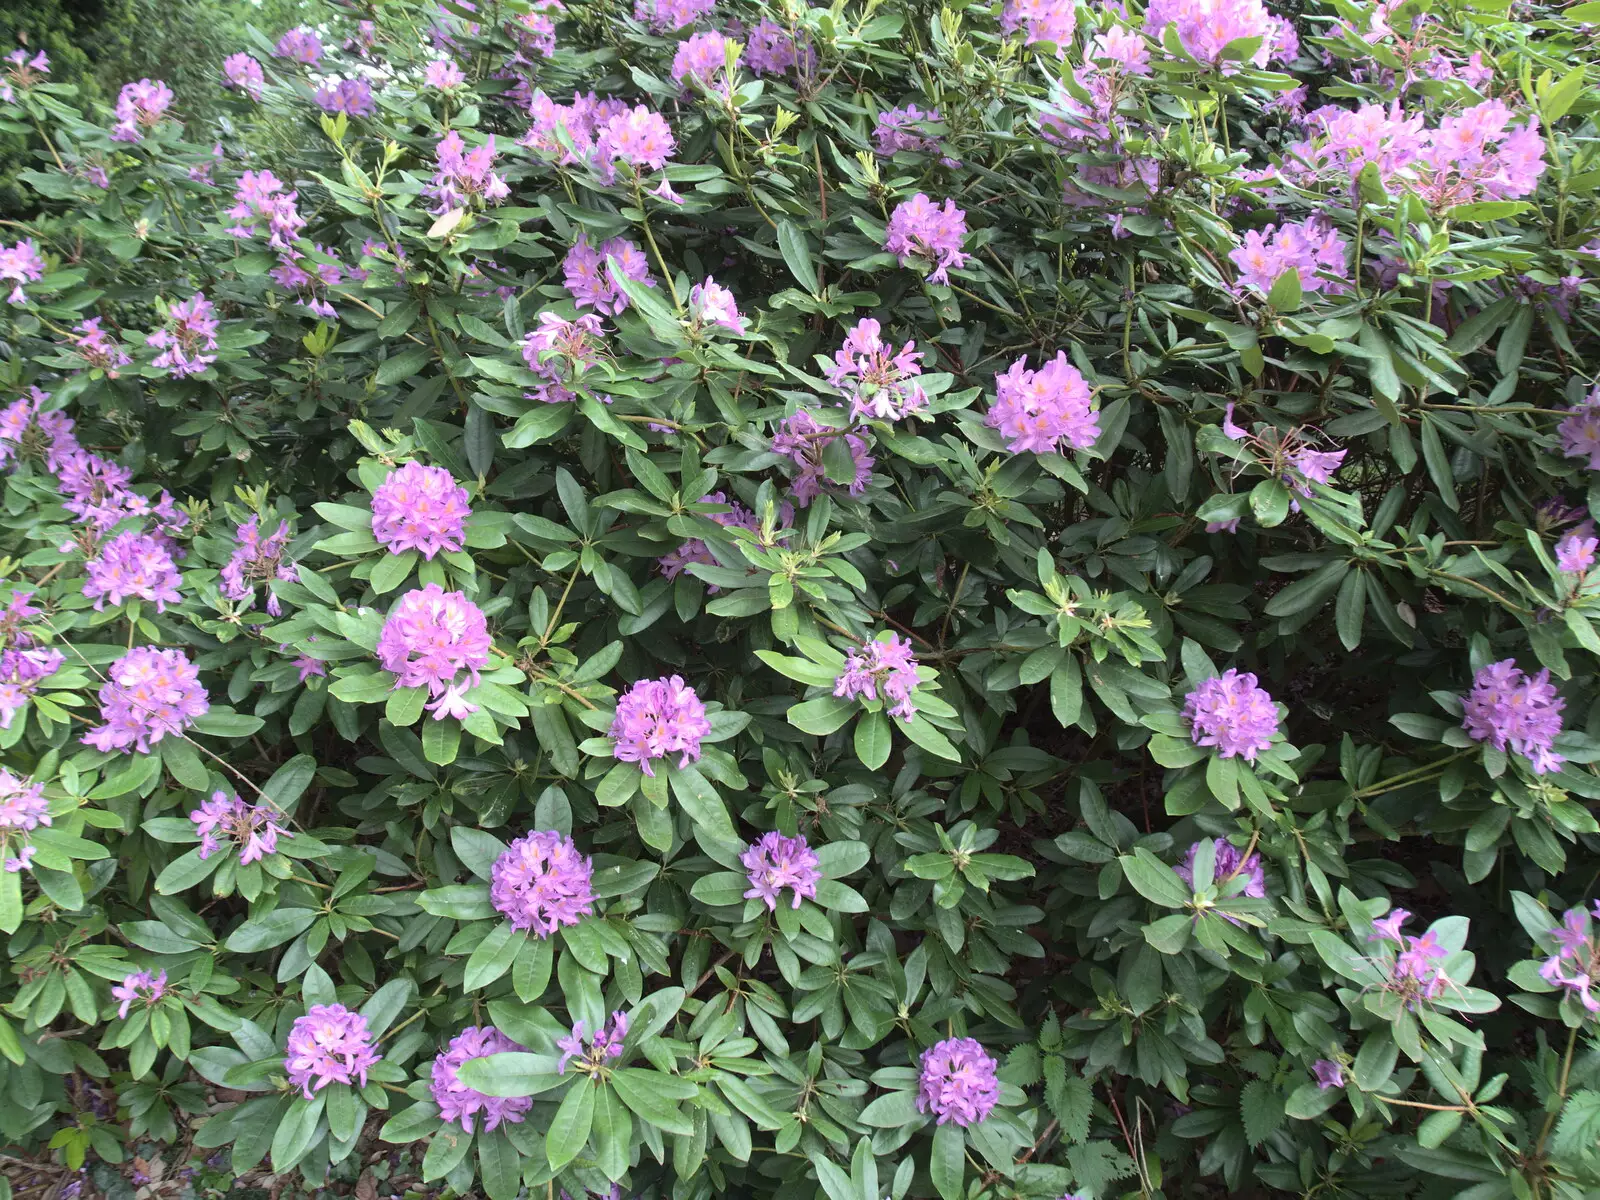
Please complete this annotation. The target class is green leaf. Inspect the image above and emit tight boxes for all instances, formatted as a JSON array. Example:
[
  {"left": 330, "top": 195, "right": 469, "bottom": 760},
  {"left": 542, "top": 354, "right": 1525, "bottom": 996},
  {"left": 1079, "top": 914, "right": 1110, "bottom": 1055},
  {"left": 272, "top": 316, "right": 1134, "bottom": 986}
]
[
  {"left": 379, "top": 1101, "right": 442, "bottom": 1144},
  {"left": 611, "top": 1067, "right": 695, "bottom": 1136},
  {"left": 1264, "top": 560, "right": 1349, "bottom": 618},
  {"left": 929, "top": 1120, "right": 965, "bottom": 1200},
  {"left": 1249, "top": 479, "right": 1291, "bottom": 527},
  {"left": 375, "top": 345, "right": 434, "bottom": 387},
  {"left": 546, "top": 1078, "right": 596, "bottom": 1170},
  {"left": 1240, "top": 1079, "right": 1284, "bottom": 1147},
  {"left": 371, "top": 550, "right": 417, "bottom": 595},
  {"left": 477, "top": 1127, "right": 522, "bottom": 1200},
  {"left": 456, "top": 1052, "right": 566, "bottom": 1098},
  {"left": 465, "top": 922, "right": 524, "bottom": 991},
  {"left": 777, "top": 219, "right": 820, "bottom": 295},
  {"left": 360, "top": 977, "right": 416, "bottom": 1036},
  {"left": 154, "top": 848, "right": 223, "bottom": 895},
  {"left": 417, "top": 884, "right": 495, "bottom": 920},
  {"left": 451, "top": 828, "right": 508, "bottom": 882},
  {"left": 1266, "top": 266, "right": 1302, "bottom": 312},
  {"left": 270, "top": 1092, "right": 326, "bottom": 1172},
  {"left": 894, "top": 714, "right": 961, "bottom": 762},
  {"left": 1118, "top": 850, "right": 1191, "bottom": 908},
  {"left": 853, "top": 711, "right": 891, "bottom": 769},
  {"left": 262, "top": 754, "right": 317, "bottom": 816},
  {"left": 669, "top": 765, "right": 735, "bottom": 839},
  {"left": 859, "top": 1090, "right": 922, "bottom": 1127},
  {"left": 787, "top": 695, "right": 856, "bottom": 735},
  {"left": 690, "top": 871, "right": 749, "bottom": 907},
  {"left": 421, "top": 1124, "right": 473, "bottom": 1181},
  {"left": 226, "top": 908, "right": 318, "bottom": 952},
  {"left": 160, "top": 737, "right": 210, "bottom": 790}
]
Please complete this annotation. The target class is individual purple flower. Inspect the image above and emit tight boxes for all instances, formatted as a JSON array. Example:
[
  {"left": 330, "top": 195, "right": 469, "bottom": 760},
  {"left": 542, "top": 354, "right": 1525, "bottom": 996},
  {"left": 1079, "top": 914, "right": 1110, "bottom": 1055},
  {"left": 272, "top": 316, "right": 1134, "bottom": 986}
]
[
  {"left": 1560, "top": 386, "right": 1600, "bottom": 469},
  {"left": 834, "top": 634, "right": 921, "bottom": 720},
  {"left": 593, "top": 105, "right": 677, "bottom": 181},
  {"left": 189, "top": 789, "right": 290, "bottom": 864},
  {"left": 746, "top": 20, "right": 801, "bottom": 76},
  {"left": 111, "top": 79, "right": 173, "bottom": 143},
  {"left": 82, "top": 647, "right": 209, "bottom": 754},
  {"left": 609, "top": 675, "right": 711, "bottom": 776},
  {"left": 884, "top": 194, "right": 969, "bottom": 285},
  {"left": 916, "top": 1037, "right": 999, "bottom": 1127},
  {"left": 1557, "top": 523, "right": 1598, "bottom": 574},
  {"left": 1182, "top": 669, "right": 1280, "bottom": 761},
  {"left": 1175, "top": 839, "right": 1266, "bottom": 896},
  {"left": 633, "top": 0, "right": 717, "bottom": 32},
  {"left": 371, "top": 462, "right": 472, "bottom": 560},
  {"left": 427, "top": 131, "right": 509, "bottom": 213},
  {"left": 226, "top": 170, "right": 306, "bottom": 250},
  {"left": 556, "top": 1010, "right": 629, "bottom": 1074},
  {"left": 1000, "top": 0, "right": 1077, "bottom": 51},
  {"left": 1091, "top": 24, "right": 1152, "bottom": 74},
  {"left": 425, "top": 59, "right": 467, "bottom": 90},
  {"left": 0, "top": 770, "right": 50, "bottom": 833},
  {"left": 1370, "top": 907, "right": 1411, "bottom": 945},
  {"left": 688, "top": 277, "right": 744, "bottom": 334},
  {"left": 563, "top": 234, "right": 655, "bottom": 316},
  {"left": 741, "top": 831, "right": 822, "bottom": 911},
  {"left": 826, "top": 319, "right": 927, "bottom": 422},
  {"left": 147, "top": 293, "right": 220, "bottom": 378},
  {"left": 770, "top": 409, "right": 875, "bottom": 506},
  {"left": 1538, "top": 906, "right": 1600, "bottom": 1015},
  {"left": 1311, "top": 1060, "right": 1344, "bottom": 1089},
  {"left": 284, "top": 1004, "right": 380, "bottom": 1098},
  {"left": 0, "top": 239, "right": 45, "bottom": 305},
  {"left": 431, "top": 1026, "right": 534, "bottom": 1132},
  {"left": 219, "top": 515, "right": 299, "bottom": 616},
  {"left": 1461, "top": 659, "right": 1565, "bottom": 775},
  {"left": 0, "top": 49, "right": 49, "bottom": 103},
  {"left": 986, "top": 352, "right": 1100, "bottom": 455},
  {"left": 222, "top": 53, "right": 265, "bottom": 100},
  {"left": 314, "top": 78, "right": 376, "bottom": 117},
  {"left": 375, "top": 584, "right": 491, "bottom": 715},
  {"left": 874, "top": 105, "right": 943, "bottom": 156},
  {"left": 70, "top": 318, "right": 132, "bottom": 375},
  {"left": 1230, "top": 219, "right": 1349, "bottom": 299},
  {"left": 490, "top": 829, "right": 595, "bottom": 935},
  {"left": 672, "top": 32, "right": 740, "bottom": 95},
  {"left": 1388, "top": 926, "right": 1451, "bottom": 1008},
  {"left": 112, "top": 970, "right": 168, "bottom": 1020},
  {"left": 0, "top": 645, "right": 62, "bottom": 732},
  {"left": 274, "top": 28, "right": 324, "bottom": 64},
  {"left": 521, "top": 312, "right": 609, "bottom": 403},
  {"left": 81, "top": 531, "right": 182, "bottom": 612}
]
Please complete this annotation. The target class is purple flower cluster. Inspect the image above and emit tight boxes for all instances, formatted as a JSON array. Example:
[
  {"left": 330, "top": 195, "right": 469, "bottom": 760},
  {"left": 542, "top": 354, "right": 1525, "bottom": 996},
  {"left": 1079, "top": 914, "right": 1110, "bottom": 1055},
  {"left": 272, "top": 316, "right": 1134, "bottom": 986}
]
[
  {"left": 82, "top": 531, "right": 182, "bottom": 612},
  {"left": 284, "top": 1004, "right": 381, "bottom": 1097},
  {"left": 489, "top": 829, "right": 595, "bottom": 935},
  {"left": 508, "top": 2, "right": 563, "bottom": 59},
  {"left": 1182, "top": 669, "right": 1280, "bottom": 761},
  {"left": 425, "top": 59, "right": 467, "bottom": 90},
  {"left": 111, "top": 79, "right": 173, "bottom": 143},
  {"left": 274, "top": 28, "right": 324, "bottom": 64},
  {"left": 315, "top": 78, "right": 376, "bottom": 117},
  {"left": 431, "top": 1026, "right": 533, "bottom": 1131},
  {"left": 633, "top": 0, "right": 716, "bottom": 32},
  {"left": 222, "top": 53, "right": 265, "bottom": 100},
  {"left": 688, "top": 277, "right": 744, "bottom": 334},
  {"left": 0, "top": 594, "right": 62, "bottom": 731},
  {"left": 1461, "top": 659, "right": 1565, "bottom": 774},
  {"left": 0, "top": 769, "right": 51, "bottom": 873},
  {"left": 557, "top": 1010, "right": 629, "bottom": 1074},
  {"left": 427, "top": 131, "right": 509, "bottom": 213},
  {"left": 220, "top": 516, "right": 299, "bottom": 616},
  {"left": 741, "top": 831, "right": 822, "bottom": 910},
  {"left": 0, "top": 239, "right": 45, "bottom": 306},
  {"left": 673, "top": 32, "right": 740, "bottom": 95},
  {"left": 70, "top": 319, "right": 132, "bottom": 375},
  {"left": 1000, "top": 0, "right": 1077, "bottom": 51},
  {"left": 519, "top": 91, "right": 628, "bottom": 168},
  {"left": 112, "top": 969, "right": 168, "bottom": 1020},
  {"left": 746, "top": 21, "right": 807, "bottom": 77},
  {"left": 1539, "top": 903, "right": 1600, "bottom": 1014},
  {"left": 371, "top": 463, "right": 472, "bottom": 560},
  {"left": 834, "top": 634, "right": 921, "bottom": 720},
  {"left": 83, "top": 647, "right": 209, "bottom": 754},
  {"left": 563, "top": 235, "right": 655, "bottom": 315},
  {"left": 1559, "top": 386, "right": 1600, "bottom": 469},
  {"left": 1369, "top": 910, "right": 1451, "bottom": 1008},
  {"left": 884, "top": 194, "right": 969, "bottom": 285},
  {"left": 190, "top": 789, "right": 289, "bottom": 865},
  {"left": 521, "top": 312, "right": 609, "bottom": 403},
  {"left": 1144, "top": 0, "right": 1295, "bottom": 70},
  {"left": 226, "top": 171, "right": 306, "bottom": 250},
  {"left": 609, "top": 675, "right": 711, "bottom": 775},
  {"left": 657, "top": 492, "right": 787, "bottom": 585},
  {"left": 0, "top": 49, "right": 50, "bottom": 104},
  {"left": 147, "top": 293, "right": 220, "bottom": 378},
  {"left": 268, "top": 245, "right": 344, "bottom": 321},
  {"left": 986, "top": 352, "right": 1100, "bottom": 455},
  {"left": 874, "top": 105, "right": 944, "bottom": 157},
  {"left": 1556, "top": 524, "right": 1598, "bottom": 575},
  {"left": 1175, "top": 839, "right": 1266, "bottom": 896},
  {"left": 770, "top": 410, "right": 875, "bottom": 506},
  {"left": 827, "top": 319, "right": 927, "bottom": 422},
  {"left": 1229, "top": 219, "right": 1350, "bottom": 298},
  {"left": 375, "top": 585, "right": 491, "bottom": 719},
  {"left": 593, "top": 105, "right": 677, "bottom": 183},
  {"left": 916, "top": 1037, "right": 999, "bottom": 1127}
]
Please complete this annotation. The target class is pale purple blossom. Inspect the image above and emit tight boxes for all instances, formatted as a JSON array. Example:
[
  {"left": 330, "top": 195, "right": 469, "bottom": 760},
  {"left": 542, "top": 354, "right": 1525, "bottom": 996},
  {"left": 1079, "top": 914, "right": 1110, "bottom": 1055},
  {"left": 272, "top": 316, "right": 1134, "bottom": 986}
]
[
  {"left": 371, "top": 462, "right": 471, "bottom": 560},
  {"left": 431, "top": 1026, "right": 534, "bottom": 1131},
  {"left": 284, "top": 1004, "right": 380, "bottom": 1098},
  {"left": 633, "top": 0, "right": 717, "bottom": 32},
  {"left": 834, "top": 634, "right": 921, "bottom": 720},
  {"left": 1144, "top": 0, "right": 1291, "bottom": 70},
  {"left": 1182, "top": 669, "right": 1280, "bottom": 761},
  {"left": 112, "top": 970, "right": 168, "bottom": 1020},
  {"left": 1000, "top": 0, "right": 1077, "bottom": 51},
  {"left": 874, "top": 105, "right": 943, "bottom": 156},
  {"left": 673, "top": 32, "right": 740, "bottom": 96},
  {"left": 556, "top": 1010, "right": 628, "bottom": 1073},
  {"left": 521, "top": 312, "right": 609, "bottom": 403},
  {"left": 1462, "top": 659, "right": 1565, "bottom": 774},
  {"left": 884, "top": 194, "right": 969, "bottom": 285},
  {"left": 222, "top": 53, "right": 265, "bottom": 100},
  {"left": 1556, "top": 524, "right": 1598, "bottom": 574},
  {"left": 916, "top": 1037, "right": 999, "bottom": 1127},
  {"left": 1311, "top": 1060, "right": 1344, "bottom": 1089},
  {"left": 0, "top": 771, "right": 50, "bottom": 834},
  {"left": 0, "top": 49, "right": 49, "bottom": 103},
  {"left": 111, "top": 79, "right": 173, "bottom": 143},
  {"left": 226, "top": 170, "right": 306, "bottom": 250},
  {"left": 427, "top": 131, "right": 509, "bottom": 213},
  {"left": 70, "top": 319, "right": 131, "bottom": 374},
  {"left": 490, "top": 829, "right": 595, "bottom": 935},
  {"left": 147, "top": 293, "right": 220, "bottom": 378},
  {"left": 1091, "top": 25, "right": 1152, "bottom": 74},
  {"left": 986, "top": 352, "right": 1100, "bottom": 455},
  {"left": 1370, "top": 907, "right": 1411, "bottom": 944},
  {"left": 609, "top": 675, "right": 710, "bottom": 775},
  {"left": 827, "top": 319, "right": 927, "bottom": 422},
  {"left": 1558, "top": 386, "right": 1600, "bottom": 469},
  {"left": 1229, "top": 219, "right": 1350, "bottom": 298},
  {"left": 741, "top": 831, "right": 822, "bottom": 910},
  {"left": 314, "top": 78, "right": 375, "bottom": 117},
  {"left": 219, "top": 516, "right": 299, "bottom": 616},
  {"left": 770, "top": 410, "right": 875, "bottom": 506},
  {"left": 190, "top": 789, "right": 289, "bottom": 864},
  {"left": 274, "top": 28, "right": 323, "bottom": 65},
  {"left": 1538, "top": 906, "right": 1600, "bottom": 1014},
  {"left": 81, "top": 531, "right": 182, "bottom": 612},
  {"left": 375, "top": 584, "right": 491, "bottom": 715},
  {"left": 688, "top": 277, "right": 744, "bottom": 333},
  {"left": 425, "top": 59, "right": 466, "bottom": 90},
  {"left": 82, "top": 646, "right": 209, "bottom": 754},
  {"left": 746, "top": 21, "right": 802, "bottom": 76},
  {"left": 0, "top": 239, "right": 45, "bottom": 305},
  {"left": 1175, "top": 839, "right": 1266, "bottom": 897},
  {"left": 563, "top": 234, "right": 655, "bottom": 315}
]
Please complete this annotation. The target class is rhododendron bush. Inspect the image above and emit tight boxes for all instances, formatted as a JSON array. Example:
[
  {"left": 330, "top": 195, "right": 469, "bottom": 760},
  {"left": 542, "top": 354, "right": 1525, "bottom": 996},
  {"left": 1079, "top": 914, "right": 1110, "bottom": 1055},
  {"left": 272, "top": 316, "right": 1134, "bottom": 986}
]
[{"left": 6, "top": 0, "right": 1600, "bottom": 1196}]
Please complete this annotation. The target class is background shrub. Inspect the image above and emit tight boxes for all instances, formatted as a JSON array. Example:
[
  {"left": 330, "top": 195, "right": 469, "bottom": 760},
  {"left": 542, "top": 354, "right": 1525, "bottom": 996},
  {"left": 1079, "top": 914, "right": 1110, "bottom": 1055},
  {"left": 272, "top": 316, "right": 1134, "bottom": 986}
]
[{"left": 0, "top": 0, "right": 1599, "bottom": 1198}]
